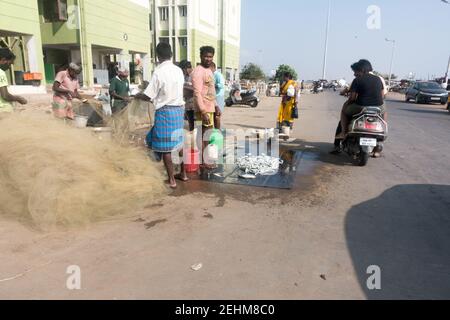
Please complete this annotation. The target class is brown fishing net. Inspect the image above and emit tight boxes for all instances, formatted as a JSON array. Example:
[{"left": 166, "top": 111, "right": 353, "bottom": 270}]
[
  {"left": 107, "top": 99, "right": 155, "bottom": 146},
  {"left": 0, "top": 110, "right": 165, "bottom": 231}
]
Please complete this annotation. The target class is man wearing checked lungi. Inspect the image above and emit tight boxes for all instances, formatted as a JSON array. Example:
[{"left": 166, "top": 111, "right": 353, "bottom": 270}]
[{"left": 136, "top": 43, "right": 187, "bottom": 189}]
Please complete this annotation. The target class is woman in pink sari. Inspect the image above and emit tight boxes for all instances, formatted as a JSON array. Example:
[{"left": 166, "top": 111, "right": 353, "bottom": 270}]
[{"left": 52, "top": 63, "right": 83, "bottom": 119}]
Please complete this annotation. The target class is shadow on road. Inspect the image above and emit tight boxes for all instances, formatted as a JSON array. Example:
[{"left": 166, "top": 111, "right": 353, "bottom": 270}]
[
  {"left": 399, "top": 108, "right": 449, "bottom": 116},
  {"left": 345, "top": 184, "right": 450, "bottom": 299}
]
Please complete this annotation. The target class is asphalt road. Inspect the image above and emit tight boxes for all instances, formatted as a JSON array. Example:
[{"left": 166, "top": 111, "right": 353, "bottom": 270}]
[{"left": 0, "top": 92, "right": 449, "bottom": 299}]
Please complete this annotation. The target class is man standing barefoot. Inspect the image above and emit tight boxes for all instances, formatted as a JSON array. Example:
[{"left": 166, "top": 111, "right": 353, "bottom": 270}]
[
  {"left": 136, "top": 43, "right": 187, "bottom": 189},
  {"left": 191, "top": 46, "right": 218, "bottom": 168}
]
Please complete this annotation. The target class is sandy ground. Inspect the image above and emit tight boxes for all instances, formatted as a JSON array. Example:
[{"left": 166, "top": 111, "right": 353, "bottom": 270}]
[{"left": 0, "top": 91, "right": 449, "bottom": 300}]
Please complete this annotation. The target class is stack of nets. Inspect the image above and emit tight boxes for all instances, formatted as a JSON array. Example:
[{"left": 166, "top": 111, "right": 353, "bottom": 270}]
[{"left": 0, "top": 111, "right": 165, "bottom": 231}]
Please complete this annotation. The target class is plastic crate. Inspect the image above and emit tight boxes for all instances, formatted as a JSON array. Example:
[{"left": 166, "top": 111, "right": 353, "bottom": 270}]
[{"left": 23, "top": 73, "right": 43, "bottom": 81}]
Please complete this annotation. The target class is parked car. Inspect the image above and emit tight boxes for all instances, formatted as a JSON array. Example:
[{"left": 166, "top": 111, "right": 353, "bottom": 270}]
[
  {"left": 405, "top": 81, "right": 449, "bottom": 105},
  {"left": 447, "top": 83, "right": 450, "bottom": 112},
  {"left": 447, "top": 93, "right": 450, "bottom": 113}
]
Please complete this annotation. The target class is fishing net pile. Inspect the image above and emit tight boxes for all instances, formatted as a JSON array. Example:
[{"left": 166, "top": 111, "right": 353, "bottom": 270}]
[
  {"left": 0, "top": 111, "right": 166, "bottom": 231},
  {"left": 73, "top": 98, "right": 154, "bottom": 146},
  {"left": 107, "top": 99, "right": 155, "bottom": 145}
]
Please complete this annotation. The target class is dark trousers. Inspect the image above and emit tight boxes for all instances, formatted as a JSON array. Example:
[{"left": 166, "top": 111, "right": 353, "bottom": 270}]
[{"left": 334, "top": 122, "right": 343, "bottom": 148}]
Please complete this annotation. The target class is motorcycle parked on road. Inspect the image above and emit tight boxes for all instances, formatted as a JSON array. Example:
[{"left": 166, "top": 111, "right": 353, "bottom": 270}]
[
  {"left": 225, "top": 88, "right": 259, "bottom": 108},
  {"left": 311, "top": 82, "right": 323, "bottom": 94},
  {"left": 341, "top": 106, "right": 388, "bottom": 166}
]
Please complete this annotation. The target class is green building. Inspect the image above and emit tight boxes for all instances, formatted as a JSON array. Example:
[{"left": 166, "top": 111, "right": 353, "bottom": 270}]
[
  {"left": 0, "top": 0, "right": 46, "bottom": 93},
  {"left": 151, "top": 0, "right": 241, "bottom": 81},
  {"left": 1, "top": 0, "right": 241, "bottom": 90},
  {"left": 38, "top": 0, "right": 152, "bottom": 87}
]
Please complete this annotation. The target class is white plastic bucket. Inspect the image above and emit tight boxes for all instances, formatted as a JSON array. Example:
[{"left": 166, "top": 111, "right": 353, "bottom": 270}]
[
  {"left": 205, "top": 144, "right": 219, "bottom": 163},
  {"left": 282, "top": 126, "right": 290, "bottom": 136},
  {"left": 74, "top": 115, "right": 88, "bottom": 128}
]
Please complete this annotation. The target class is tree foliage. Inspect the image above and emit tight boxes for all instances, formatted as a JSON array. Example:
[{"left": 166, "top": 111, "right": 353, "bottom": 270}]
[
  {"left": 273, "top": 65, "right": 298, "bottom": 82},
  {"left": 240, "top": 63, "right": 266, "bottom": 81}
]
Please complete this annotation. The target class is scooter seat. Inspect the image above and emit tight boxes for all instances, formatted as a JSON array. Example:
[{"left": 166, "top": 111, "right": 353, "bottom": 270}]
[{"left": 362, "top": 106, "right": 383, "bottom": 114}]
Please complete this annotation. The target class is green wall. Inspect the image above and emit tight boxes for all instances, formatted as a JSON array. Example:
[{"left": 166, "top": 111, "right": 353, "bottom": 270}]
[
  {"left": 191, "top": 29, "right": 240, "bottom": 72},
  {"left": 38, "top": 0, "right": 79, "bottom": 45},
  {"left": 220, "top": 40, "right": 240, "bottom": 71},
  {"left": 179, "top": 43, "right": 187, "bottom": 61},
  {"left": 40, "top": 0, "right": 150, "bottom": 53},
  {"left": 83, "top": 0, "right": 150, "bottom": 54},
  {"left": 0, "top": 0, "right": 46, "bottom": 84},
  {"left": 1, "top": 0, "right": 41, "bottom": 35},
  {"left": 39, "top": 0, "right": 151, "bottom": 86}
]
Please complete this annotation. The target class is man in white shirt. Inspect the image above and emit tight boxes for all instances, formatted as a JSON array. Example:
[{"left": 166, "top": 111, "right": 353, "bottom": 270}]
[{"left": 136, "top": 42, "right": 187, "bottom": 189}]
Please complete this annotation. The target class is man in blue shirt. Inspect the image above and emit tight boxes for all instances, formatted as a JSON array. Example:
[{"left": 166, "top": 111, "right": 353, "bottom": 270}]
[{"left": 211, "top": 62, "right": 225, "bottom": 129}]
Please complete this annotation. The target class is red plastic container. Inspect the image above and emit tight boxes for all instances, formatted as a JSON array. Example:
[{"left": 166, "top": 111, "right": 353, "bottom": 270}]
[{"left": 184, "top": 148, "right": 200, "bottom": 173}]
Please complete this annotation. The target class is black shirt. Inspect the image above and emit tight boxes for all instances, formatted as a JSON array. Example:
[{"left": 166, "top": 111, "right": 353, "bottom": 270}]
[{"left": 350, "top": 74, "right": 384, "bottom": 106}]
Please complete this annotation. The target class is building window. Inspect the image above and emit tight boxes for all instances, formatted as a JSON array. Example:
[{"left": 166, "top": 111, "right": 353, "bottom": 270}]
[
  {"left": 180, "top": 38, "right": 188, "bottom": 48},
  {"left": 179, "top": 5, "right": 187, "bottom": 17},
  {"left": 43, "top": 0, "right": 68, "bottom": 22},
  {"left": 159, "top": 7, "right": 169, "bottom": 21}
]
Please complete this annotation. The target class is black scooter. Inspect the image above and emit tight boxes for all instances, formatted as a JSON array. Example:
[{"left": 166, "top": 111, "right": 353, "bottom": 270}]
[
  {"left": 225, "top": 88, "right": 259, "bottom": 108},
  {"left": 342, "top": 106, "right": 388, "bottom": 166}
]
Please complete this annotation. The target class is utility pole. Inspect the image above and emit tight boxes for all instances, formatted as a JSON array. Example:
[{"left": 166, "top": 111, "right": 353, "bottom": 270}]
[
  {"left": 322, "top": 0, "right": 331, "bottom": 80},
  {"left": 385, "top": 38, "right": 396, "bottom": 88}
]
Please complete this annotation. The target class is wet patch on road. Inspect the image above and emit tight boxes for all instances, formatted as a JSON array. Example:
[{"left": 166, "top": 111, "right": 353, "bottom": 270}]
[{"left": 169, "top": 143, "right": 337, "bottom": 210}]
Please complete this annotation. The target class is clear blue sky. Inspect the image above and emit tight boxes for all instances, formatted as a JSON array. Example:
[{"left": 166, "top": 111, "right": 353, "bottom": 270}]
[{"left": 240, "top": 0, "right": 450, "bottom": 81}]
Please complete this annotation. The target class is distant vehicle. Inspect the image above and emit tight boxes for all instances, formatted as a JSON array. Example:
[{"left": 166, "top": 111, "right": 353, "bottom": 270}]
[
  {"left": 311, "top": 81, "right": 323, "bottom": 94},
  {"left": 266, "top": 83, "right": 280, "bottom": 97},
  {"left": 447, "top": 87, "right": 450, "bottom": 113},
  {"left": 405, "top": 81, "right": 449, "bottom": 105},
  {"left": 447, "top": 95, "right": 450, "bottom": 113},
  {"left": 226, "top": 86, "right": 259, "bottom": 108}
]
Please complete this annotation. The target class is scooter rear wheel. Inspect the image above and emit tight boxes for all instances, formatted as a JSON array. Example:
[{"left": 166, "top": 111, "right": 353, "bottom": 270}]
[{"left": 354, "top": 149, "right": 370, "bottom": 167}]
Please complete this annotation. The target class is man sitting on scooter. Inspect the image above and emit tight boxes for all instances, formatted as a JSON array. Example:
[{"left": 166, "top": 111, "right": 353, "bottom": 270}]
[
  {"left": 335, "top": 60, "right": 385, "bottom": 141},
  {"left": 231, "top": 83, "right": 242, "bottom": 103}
]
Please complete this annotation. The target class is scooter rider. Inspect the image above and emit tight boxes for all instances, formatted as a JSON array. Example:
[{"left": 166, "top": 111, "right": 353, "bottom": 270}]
[
  {"left": 331, "top": 62, "right": 364, "bottom": 154},
  {"left": 335, "top": 59, "right": 385, "bottom": 141},
  {"left": 230, "top": 82, "right": 242, "bottom": 103}
]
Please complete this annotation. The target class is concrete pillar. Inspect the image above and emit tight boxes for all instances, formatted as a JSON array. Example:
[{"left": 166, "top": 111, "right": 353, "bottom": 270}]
[
  {"left": 118, "top": 50, "right": 131, "bottom": 72},
  {"left": 24, "top": 34, "right": 46, "bottom": 90},
  {"left": 143, "top": 54, "right": 151, "bottom": 81},
  {"left": 78, "top": 0, "right": 93, "bottom": 88},
  {"left": 80, "top": 42, "right": 93, "bottom": 88}
]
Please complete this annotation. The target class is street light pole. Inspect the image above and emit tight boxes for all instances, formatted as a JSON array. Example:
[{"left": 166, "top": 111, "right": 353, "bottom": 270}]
[
  {"left": 445, "top": 54, "right": 450, "bottom": 87},
  {"left": 322, "top": 0, "right": 331, "bottom": 80},
  {"left": 385, "top": 38, "right": 396, "bottom": 89}
]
